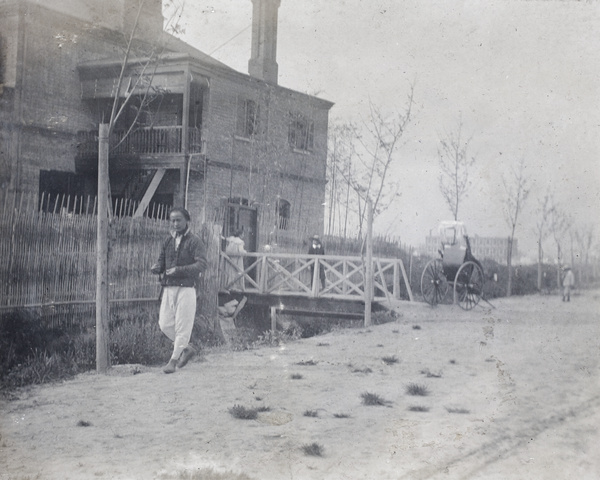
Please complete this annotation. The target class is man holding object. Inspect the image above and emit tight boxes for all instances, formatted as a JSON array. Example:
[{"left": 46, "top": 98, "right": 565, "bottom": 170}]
[{"left": 151, "top": 208, "right": 208, "bottom": 373}]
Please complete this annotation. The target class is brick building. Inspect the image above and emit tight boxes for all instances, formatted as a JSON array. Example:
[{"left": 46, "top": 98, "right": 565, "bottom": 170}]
[
  {"left": 424, "top": 234, "right": 518, "bottom": 265},
  {"left": 0, "top": 0, "right": 333, "bottom": 251}
]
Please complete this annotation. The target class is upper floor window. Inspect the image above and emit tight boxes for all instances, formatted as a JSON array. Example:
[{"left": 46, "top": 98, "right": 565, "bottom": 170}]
[
  {"left": 288, "top": 113, "right": 314, "bottom": 152},
  {"left": 236, "top": 98, "right": 260, "bottom": 138}
]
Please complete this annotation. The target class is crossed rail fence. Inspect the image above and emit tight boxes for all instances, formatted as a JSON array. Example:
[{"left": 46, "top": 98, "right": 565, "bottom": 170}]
[{"left": 219, "top": 252, "right": 413, "bottom": 303}]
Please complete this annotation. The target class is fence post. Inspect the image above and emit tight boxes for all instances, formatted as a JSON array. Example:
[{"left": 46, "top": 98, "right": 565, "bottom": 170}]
[
  {"left": 96, "top": 123, "right": 110, "bottom": 373},
  {"left": 312, "top": 258, "right": 320, "bottom": 297},
  {"left": 260, "top": 254, "right": 268, "bottom": 293},
  {"left": 364, "top": 199, "right": 373, "bottom": 327},
  {"left": 393, "top": 261, "right": 400, "bottom": 300},
  {"left": 270, "top": 306, "right": 277, "bottom": 335}
]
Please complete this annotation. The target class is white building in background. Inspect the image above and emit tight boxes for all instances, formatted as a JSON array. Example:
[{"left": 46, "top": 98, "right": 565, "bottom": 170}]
[{"left": 423, "top": 235, "right": 517, "bottom": 265}]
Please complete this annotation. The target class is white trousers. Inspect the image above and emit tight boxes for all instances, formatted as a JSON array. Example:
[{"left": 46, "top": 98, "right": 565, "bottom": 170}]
[{"left": 159, "top": 286, "right": 196, "bottom": 360}]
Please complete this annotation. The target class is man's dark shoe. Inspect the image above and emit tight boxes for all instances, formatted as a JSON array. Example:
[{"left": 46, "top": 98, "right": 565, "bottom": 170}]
[
  {"left": 163, "top": 358, "right": 178, "bottom": 374},
  {"left": 177, "top": 346, "right": 197, "bottom": 369}
]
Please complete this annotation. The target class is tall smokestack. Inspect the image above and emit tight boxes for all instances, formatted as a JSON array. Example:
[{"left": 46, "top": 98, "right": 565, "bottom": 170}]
[{"left": 248, "top": 0, "right": 280, "bottom": 85}]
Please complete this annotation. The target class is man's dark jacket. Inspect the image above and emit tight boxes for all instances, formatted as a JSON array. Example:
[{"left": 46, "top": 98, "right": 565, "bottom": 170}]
[{"left": 153, "top": 230, "right": 208, "bottom": 288}]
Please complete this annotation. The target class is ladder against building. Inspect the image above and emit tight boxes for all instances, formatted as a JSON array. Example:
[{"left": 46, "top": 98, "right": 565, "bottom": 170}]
[{"left": 218, "top": 251, "right": 414, "bottom": 330}]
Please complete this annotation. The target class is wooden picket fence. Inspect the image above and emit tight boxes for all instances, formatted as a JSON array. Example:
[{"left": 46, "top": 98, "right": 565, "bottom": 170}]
[{"left": 0, "top": 191, "right": 220, "bottom": 328}]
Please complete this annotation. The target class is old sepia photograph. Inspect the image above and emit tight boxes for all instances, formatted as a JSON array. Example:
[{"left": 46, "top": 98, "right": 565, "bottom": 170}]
[{"left": 1, "top": 0, "right": 599, "bottom": 478}]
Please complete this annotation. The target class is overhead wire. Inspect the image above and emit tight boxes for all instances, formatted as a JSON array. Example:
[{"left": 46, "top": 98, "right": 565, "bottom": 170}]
[{"left": 208, "top": 24, "right": 252, "bottom": 56}]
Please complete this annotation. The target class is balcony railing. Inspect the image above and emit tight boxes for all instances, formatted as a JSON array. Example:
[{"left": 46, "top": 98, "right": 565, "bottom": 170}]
[{"left": 76, "top": 126, "right": 204, "bottom": 157}]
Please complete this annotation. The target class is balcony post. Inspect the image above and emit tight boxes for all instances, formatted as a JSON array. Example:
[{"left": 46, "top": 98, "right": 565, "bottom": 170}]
[{"left": 180, "top": 65, "right": 191, "bottom": 208}]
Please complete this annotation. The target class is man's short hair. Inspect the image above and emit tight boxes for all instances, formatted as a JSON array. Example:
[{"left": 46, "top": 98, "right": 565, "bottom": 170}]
[{"left": 169, "top": 207, "right": 191, "bottom": 221}]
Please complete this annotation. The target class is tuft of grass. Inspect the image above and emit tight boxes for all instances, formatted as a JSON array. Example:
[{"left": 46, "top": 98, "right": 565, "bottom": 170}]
[
  {"left": 296, "top": 359, "right": 318, "bottom": 366},
  {"left": 382, "top": 355, "right": 399, "bottom": 365},
  {"left": 372, "top": 311, "right": 397, "bottom": 325},
  {"left": 361, "top": 392, "right": 389, "bottom": 406},
  {"left": 420, "top": 368, "right": 442, "bottom": 378},
  {"left": 316, "top": 342, "right": 330, "bottom": 347},
  {"left": 254, "top": 396, "right": 262, "bottom": 401},
  {"left": 405, "top": 383, "right": 429, "bottom": 396},
  {"left": 228, "top": 405, "right": 258, "bottom": 420},
  {"left": 301, "top": 442, "right": 324, "bottom": 457},
  {"left": 256, "top": 406, "right": 271, "bottom": 413},
  {"left": 446, "top": 407, "right": 471, "bottom": 414},
  {"left": 351, "top": 366, "right": 373, "bottom": 374},
  {"left": 77, "top": 420, "right": 92, "bottom": 427},
  {"left": 449, "top": 359, "right": 457, "bottom": 364},
  {"left": 392, "top": 330, "right": 399, "bottom": 334},
  {"left": 412, "top": 325, "right": 421, "bottom": 330},
  {"left": 303, "top": 410, "right": 318, "bottom": 417},
  {"left": 290, "top": 373, "right": 303, "bottom": 380},
  {"left": 333, "top": 413, "right": 350, "bottom": 419},
  {"left": 408, "top": 405, "right": 430, "bottom": 412}
]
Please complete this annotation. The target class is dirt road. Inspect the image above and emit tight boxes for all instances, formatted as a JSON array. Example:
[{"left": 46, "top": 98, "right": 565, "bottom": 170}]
[{"left": 1, "top": 291, "right": 599, "bottom": 479}]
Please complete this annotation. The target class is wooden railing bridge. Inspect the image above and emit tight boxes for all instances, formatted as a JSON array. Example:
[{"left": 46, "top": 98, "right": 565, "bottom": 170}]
[{"left": 219, "top": 252, "right": 413, "bottom": 305}]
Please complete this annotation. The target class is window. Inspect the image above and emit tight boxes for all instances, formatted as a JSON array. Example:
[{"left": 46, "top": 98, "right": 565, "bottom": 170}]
[
  {"left": 288, "top": 113, "right": 314, "bottom": 152},
  {"left": 276, "top": 199, "right": 291, "bottom": 230},
  {"left": 236, "top": 99, "right": 259, "bottom": 138}
]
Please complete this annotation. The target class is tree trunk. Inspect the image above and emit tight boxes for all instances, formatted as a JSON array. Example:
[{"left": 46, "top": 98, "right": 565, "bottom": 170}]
[
  {"left": 537, "top": 235, "right": 543, "bottom": 292},
  {"left": 96, "top": 123, "right": 110, "bottom": 373},
  {"left": 506, "top": 236, "right": 513, "bottom": 297}
]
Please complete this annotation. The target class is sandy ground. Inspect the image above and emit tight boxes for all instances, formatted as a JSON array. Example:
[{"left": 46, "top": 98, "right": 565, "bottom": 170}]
[{"left": 1, "top": 291, "right": 599, "bottom": 480}]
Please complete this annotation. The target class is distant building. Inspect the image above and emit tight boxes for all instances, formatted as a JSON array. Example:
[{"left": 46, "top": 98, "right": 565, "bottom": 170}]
[
  {"left": 424, "top": 235, "right": 517, "bottom": 265},
  {"left": 0, "top": 0, "right": 333, "bottom": 251}
]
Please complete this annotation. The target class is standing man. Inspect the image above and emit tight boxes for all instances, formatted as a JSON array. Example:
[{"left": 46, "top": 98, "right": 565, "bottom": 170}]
[
  {"left": 151, "top": 208, "right": 207, "bottom": 374},
  {"left": 308, "top": 234, "right": 326, "bottom": 290},
  {"left": 562, "top": 266, "right": 575, "bottom": 302}
]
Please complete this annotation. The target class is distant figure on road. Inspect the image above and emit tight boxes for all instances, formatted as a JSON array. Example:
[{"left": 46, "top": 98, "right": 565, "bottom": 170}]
[
  {"left": 225, "top": 229, "right": 246, "bottom": 291},
  {"left": 562, "top": 266, "right": 575, "bottom": 302},
  {"left": 151, "top": 208, "right": 207, "bottom": 374},
  {"left": 308, "top": 234, "right": 326, "bottom": 290}
]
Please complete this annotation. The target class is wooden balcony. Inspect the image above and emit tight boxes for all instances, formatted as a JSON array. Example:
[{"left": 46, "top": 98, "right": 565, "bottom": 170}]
[{"left": 76, "top": 126, "right": 205, "bottom": 165}]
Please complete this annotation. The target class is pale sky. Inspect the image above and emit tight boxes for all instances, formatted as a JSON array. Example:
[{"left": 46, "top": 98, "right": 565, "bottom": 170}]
[{"left": 170, "top": 0, "right": 600, "bottom": 259}]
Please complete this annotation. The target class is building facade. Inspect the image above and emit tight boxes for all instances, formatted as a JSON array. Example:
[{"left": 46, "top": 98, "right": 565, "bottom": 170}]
[{"left": 0, "top": 0, "right": 333, "bottom": 251}]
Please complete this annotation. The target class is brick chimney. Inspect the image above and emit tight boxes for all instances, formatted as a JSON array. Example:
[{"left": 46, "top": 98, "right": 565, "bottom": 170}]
[
  {"left": 248, "top": 0, "right": 280, "bottom": 85},
  {"left": 122, "top": 0, "right": 164, "bottom": 43}
]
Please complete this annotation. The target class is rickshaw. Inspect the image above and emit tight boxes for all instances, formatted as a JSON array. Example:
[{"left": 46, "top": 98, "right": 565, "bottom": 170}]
[{"left": 420, "top": 221, "right": 484, "bottom": 310}]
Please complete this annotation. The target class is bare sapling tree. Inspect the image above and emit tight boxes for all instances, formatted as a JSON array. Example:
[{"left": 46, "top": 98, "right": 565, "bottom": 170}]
[
  {"left": 533, "top": 193, "right": 555, "bottom": 292},
  {"left": 96, "top": 0, "right": 185, "bottom": 372},
  {"left": 330, "top": 86, "right": 414, "bottom": 238},
  {"left": 502, "top": 158, "right": 530, "bottom": 296},
  {"left": 574, "top": 224, "right": 595, "bottom": 284},
  {"left": 549, "top": 204, "right": 572, "bottom": 289},
  {"left": 437, "top": 119, "right": 475, "bottom": 221},
  {"left": 326, "top": 121, "right": 356, "bottom": 237}
]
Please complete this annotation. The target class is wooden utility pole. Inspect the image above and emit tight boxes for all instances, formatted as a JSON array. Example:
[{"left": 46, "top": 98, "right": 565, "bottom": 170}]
[
  {"left": 96, "top": 123, "right": 110, "bottom": 373},
  {"left": 364, "top": 198, "right": 373, "bottom": 327}
]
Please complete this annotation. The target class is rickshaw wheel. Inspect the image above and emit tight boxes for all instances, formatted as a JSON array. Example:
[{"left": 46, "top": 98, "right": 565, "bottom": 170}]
[
  {"left": 454, "top": 261, "right": 484, "bottom": 310},
  {"left": 421, "top": 259, "right": 449, "bottom": 306}
]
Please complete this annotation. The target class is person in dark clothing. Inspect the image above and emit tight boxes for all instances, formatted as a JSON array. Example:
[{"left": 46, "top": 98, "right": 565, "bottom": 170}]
[
  {"left": 151, "top": 208, "right": 208, "bottom": 374},
  {"left": 308, "top": 234, "right": 326, "bottom": 290}
]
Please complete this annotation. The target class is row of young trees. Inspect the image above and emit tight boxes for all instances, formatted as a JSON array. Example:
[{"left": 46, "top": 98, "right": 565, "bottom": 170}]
[{"left": 325, "top": 88, "right": 598, "bottom": 297}]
